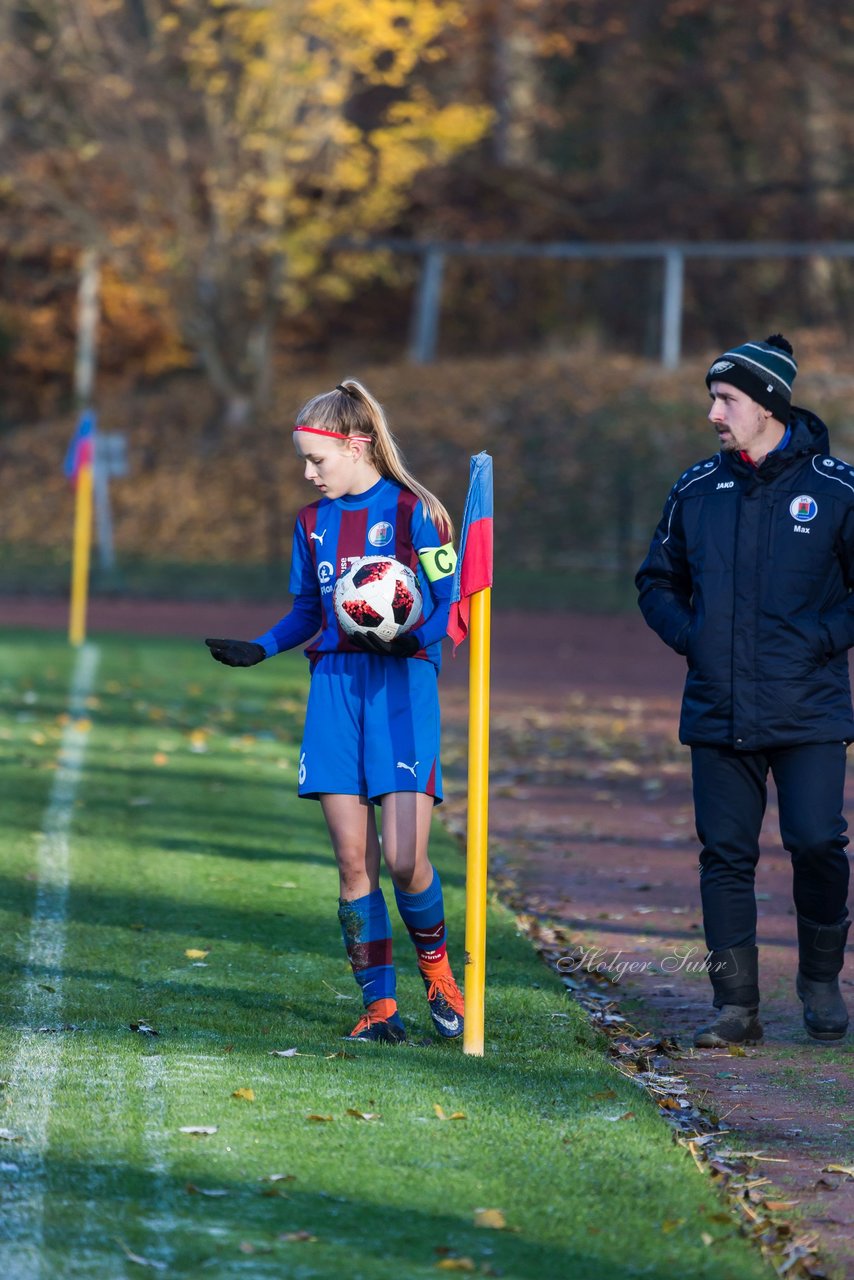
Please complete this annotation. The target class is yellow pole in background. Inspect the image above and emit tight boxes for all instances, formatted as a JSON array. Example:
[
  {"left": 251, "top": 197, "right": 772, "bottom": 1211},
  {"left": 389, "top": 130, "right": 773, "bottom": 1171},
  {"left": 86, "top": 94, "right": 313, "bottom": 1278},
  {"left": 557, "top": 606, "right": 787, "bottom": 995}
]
[
  {"left": 68, "top": 247, "right": 100, "bottom": 648},
  {"left": 68, "top": 461, "right": 94, "bottom": 647},
  {"left": 463, "top": 585, "right": 492, "bottom": 1056}
]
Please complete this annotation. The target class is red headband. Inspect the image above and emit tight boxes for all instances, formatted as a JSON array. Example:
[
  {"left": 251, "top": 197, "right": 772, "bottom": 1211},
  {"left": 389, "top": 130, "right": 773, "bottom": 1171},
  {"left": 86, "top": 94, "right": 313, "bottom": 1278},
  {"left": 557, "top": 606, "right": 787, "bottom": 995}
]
[{"left": 293, "top": 424, "right": 372, "bottom": 443}]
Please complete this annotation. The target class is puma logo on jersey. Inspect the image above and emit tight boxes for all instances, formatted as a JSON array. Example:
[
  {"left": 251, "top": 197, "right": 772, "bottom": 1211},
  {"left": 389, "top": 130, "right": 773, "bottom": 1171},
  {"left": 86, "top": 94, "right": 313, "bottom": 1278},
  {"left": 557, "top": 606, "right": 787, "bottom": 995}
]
[
  {"left": 396, "top": 760, "right": 419, "bottom": 777},
  {"left": 309, "top": 529, "right": 327, "bottom": 545}
]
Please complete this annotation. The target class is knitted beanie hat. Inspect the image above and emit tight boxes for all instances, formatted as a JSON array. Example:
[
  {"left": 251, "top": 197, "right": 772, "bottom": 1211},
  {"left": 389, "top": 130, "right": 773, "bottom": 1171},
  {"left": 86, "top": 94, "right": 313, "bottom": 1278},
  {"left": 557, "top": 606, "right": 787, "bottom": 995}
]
[{"left": 705, "top": 334, "right": 797, "bottom": 422}]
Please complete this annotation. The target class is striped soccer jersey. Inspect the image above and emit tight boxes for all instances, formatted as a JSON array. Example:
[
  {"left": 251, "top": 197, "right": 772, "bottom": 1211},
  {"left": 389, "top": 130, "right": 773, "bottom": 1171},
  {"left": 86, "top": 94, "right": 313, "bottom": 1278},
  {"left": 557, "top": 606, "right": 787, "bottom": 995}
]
[{"left": 255, "top": 477, "right": 456, "bottom": 670}]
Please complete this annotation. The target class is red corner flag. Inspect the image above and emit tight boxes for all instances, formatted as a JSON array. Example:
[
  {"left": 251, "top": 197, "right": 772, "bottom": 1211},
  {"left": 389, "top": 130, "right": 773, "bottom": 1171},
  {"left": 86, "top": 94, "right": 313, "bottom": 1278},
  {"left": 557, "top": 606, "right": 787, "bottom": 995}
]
[{"left": 448, "top": 452, "right": 493, "bottom": 649}]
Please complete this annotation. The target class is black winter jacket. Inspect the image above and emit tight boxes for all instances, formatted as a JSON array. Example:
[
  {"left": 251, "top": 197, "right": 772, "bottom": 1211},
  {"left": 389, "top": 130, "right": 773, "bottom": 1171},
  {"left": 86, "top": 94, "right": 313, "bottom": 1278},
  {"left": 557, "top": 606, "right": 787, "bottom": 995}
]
[{"left": 636, "top": 409, "right": 854, "bottom": 749}]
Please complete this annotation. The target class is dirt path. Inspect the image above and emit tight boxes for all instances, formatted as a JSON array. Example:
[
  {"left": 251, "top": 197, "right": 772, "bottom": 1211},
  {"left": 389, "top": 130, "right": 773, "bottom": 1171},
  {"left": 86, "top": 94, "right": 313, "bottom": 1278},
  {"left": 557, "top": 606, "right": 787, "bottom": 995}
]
[
  {"left": 439, "top": 614, "right": 854, "bottom": 1280},
  {"left": 3, "top": 598, "right": 853, "bottom": 1276}
]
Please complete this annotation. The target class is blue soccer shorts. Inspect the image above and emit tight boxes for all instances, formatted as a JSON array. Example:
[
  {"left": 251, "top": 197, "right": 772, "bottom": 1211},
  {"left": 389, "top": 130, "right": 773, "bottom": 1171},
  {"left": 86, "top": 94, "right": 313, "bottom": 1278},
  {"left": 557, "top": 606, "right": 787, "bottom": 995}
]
[{"left": 298, "top": 652, "right": 443, "bottom": 805}]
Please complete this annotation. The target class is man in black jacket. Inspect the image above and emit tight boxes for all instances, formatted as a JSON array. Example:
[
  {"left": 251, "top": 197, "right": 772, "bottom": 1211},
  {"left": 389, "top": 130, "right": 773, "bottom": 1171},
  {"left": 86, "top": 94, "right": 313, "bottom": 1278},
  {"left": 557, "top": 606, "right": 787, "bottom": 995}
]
[{"left": 636, "top": 334, "right": 851, "bottom": 1047}]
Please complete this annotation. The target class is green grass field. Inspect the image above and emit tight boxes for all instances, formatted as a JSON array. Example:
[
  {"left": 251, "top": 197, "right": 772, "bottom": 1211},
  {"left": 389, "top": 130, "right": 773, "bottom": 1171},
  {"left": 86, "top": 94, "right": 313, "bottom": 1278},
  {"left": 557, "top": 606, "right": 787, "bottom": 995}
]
[{"left": 0, "top": 632, "right": 771, "bottom": 1279}]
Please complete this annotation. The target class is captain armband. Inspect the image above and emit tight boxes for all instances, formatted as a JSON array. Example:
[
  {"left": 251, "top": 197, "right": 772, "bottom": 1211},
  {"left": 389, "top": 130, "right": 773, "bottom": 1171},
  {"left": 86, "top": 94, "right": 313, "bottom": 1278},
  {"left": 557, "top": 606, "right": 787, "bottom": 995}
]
[{"left": 418, "top": 543, "right": 457, "bottom": 582}]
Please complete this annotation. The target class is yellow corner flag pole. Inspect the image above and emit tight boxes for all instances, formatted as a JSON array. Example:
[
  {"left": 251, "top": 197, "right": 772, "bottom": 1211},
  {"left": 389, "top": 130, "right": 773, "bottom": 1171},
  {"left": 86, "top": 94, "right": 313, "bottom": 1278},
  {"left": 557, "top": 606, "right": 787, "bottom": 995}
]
[
  {"left": 68, "top": 248, "right": 100, "bottom": 648},
  {"left": 69, "top": 459, "right": 94, "bottom": 647},
  {"left": 463, "top": 584, "right": 492, "bottom": 1056}
]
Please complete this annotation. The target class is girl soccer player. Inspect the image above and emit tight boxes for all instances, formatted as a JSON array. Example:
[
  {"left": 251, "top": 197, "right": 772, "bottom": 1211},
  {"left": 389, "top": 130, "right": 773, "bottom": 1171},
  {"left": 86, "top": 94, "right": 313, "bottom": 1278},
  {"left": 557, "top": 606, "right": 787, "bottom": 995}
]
[{"left": 205, "top": 379, "right": 464, "bottom": 1044}]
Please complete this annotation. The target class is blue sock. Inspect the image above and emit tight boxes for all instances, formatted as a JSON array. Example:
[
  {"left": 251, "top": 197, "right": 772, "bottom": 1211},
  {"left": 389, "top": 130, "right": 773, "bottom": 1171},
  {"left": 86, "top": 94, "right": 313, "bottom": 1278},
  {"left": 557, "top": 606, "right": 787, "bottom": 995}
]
[
  {"left": 394, "top": 871, "right": 448, "bottom": 968},
  {"left": 338, "top": 889, "right": 396, "bottom": 1008}
]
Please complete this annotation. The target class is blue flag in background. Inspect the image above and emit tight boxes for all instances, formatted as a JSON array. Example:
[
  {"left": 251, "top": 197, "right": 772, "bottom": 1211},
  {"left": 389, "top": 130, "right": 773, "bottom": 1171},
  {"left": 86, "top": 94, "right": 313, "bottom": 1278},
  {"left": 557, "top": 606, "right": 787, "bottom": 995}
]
[{"left": 64, "top": 410, "right": 96, "bottom": 483}]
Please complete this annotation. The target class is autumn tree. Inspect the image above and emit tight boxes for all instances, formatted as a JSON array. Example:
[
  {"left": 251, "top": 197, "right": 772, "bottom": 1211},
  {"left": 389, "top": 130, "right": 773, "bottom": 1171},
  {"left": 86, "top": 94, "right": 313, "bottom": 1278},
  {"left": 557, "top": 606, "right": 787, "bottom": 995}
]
[
  {"left": 0, "top": 0, "right": 489, "bottom": 431},
  {"left": 421, "top": 0, "right": 854, "bottom": 352}
]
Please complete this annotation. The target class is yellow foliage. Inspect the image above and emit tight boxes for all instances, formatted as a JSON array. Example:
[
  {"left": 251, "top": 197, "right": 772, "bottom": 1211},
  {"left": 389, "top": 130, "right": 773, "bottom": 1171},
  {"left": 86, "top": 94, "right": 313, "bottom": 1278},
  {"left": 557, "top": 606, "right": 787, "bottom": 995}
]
[
  {"left": 1, "top": 0, "right": 490, "bottom": 396},
  {"left": 309, "top": 0, "right": 466, "bottom": 85},
  {"left": 431, "top": 102, "right": 496, "bottom": 153}
]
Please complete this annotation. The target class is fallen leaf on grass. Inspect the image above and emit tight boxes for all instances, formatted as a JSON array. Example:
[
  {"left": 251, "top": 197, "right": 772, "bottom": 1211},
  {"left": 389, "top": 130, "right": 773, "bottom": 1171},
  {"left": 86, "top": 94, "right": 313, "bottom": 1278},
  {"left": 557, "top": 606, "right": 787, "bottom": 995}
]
[
  {"left": 306, "top": 1114, "right": 334, "bottom": 1123},
  {"left": 0, "top": 1129, "right": 23, "bottom": 1142},
  {"left": 152, "top": 753, "right": 169, "bottom": 767},
  {"left": 269, "top": 1048, "right": 299, "bottom": 1058},
  {"left": 701, "top": 1232, "right": 714, "bottom": 1247},
  {"left": 278, "top": 1231, "right": 318, "bottom": 1243},
  {"left": 823, "top": 1164, "right": 854, "bottom": 1179},
  {"left": 661, "top": 1219, "right": 684, "bottom": 1233},
  {"left": 326, "top": 1050, "right": 356, "bottom": 1060},
  {"left": 474, "top": 1208, "right": 507, "bottom": 1229},
  {"left": 764, "top": 1200, "right": 799, "bottom": 1211},
  {"left": 232, "top": 1088, "right": 255, "bottom": 1102},
  {"left": 261, "top": 1173, "right": 297, "bottom": 1183},
  {"left": 728, "top": 1045, "right": 747, "bottom": 1057},
  {"left": 129, "top": 1021, "right": 159, "bottom": 1036},
  {"left": 116, "top": 1239, "right": 167, "bottom": 1271},
  {"left": 588, "top": 1088, "right": 617, "bottom": 1101},
  {"left": 433, "top": 1104, "right": 466, "bottom": 1121},
  {"left": 436, "top": 1260, "right": 476, "bottom": 1273},
  {"left": 185, "top": 1183, "right": 229, "bottom": 1197},
  {"left": 185, "top": 949, "right": 209, "bottom": 960},
  {"left": 345, "top": 1109, "right": 381, "bottom": 1121},
  {"left": 179, "top": 1125, "right": 218, "bottom": 1136}
]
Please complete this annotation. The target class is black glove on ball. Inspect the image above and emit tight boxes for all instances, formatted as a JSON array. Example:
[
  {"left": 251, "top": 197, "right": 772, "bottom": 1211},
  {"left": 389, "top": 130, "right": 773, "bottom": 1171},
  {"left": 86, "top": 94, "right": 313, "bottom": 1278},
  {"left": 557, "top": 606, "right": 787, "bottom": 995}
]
[
  {"left": 350, "top": 631, "right": 421, "bottom": 658},
  {"left": 205, "top": 638, "right": 266, "bottom": 667}
]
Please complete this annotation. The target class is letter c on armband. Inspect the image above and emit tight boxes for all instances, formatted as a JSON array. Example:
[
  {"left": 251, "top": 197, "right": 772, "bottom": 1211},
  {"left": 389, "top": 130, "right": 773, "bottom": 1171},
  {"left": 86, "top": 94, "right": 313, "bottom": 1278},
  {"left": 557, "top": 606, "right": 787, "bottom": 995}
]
[{"left": 418, "top": 543, "right": 457, "bottom": 583}]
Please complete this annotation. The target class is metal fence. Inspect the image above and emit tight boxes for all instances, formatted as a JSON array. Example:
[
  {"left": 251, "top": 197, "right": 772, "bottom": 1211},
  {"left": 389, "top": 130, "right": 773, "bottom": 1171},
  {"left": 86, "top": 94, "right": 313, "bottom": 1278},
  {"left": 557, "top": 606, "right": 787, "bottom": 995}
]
[{"left": 338, "top": 239, "right": 854, "bottom": 368}]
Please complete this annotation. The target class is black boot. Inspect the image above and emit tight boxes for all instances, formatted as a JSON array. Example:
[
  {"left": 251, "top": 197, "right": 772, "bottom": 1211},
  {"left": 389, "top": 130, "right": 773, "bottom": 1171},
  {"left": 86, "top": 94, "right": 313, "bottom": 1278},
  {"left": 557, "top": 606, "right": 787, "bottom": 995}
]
[
  {"left": 796, "top": 914, "right": 850, "bottom": 1042},
  {"left": 694, "top": 945, "right": 763, "bottom": 1048}
]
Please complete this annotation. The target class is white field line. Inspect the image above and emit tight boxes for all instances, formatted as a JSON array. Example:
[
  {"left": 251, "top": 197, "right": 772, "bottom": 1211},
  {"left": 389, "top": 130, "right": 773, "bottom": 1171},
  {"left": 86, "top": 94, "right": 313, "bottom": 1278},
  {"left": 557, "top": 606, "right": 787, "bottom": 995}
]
[
  {"left": 138, "top": 1051, "right": 175, "bottom": 1269},
  {"left": 0, "top": 644, "right": 99, "bottom": 1278}
]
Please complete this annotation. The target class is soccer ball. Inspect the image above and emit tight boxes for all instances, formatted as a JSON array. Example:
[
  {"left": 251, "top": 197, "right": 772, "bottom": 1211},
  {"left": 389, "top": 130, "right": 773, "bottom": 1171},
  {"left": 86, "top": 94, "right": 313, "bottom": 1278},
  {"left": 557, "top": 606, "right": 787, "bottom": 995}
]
[{"left": 334, "top": 556, "right": 423, "bottom": 643}]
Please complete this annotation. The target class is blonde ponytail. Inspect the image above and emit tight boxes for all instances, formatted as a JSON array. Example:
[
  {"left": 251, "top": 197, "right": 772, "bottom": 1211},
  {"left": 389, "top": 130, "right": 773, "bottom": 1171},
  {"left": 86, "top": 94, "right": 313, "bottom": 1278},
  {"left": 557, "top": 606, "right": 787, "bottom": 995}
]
[{"left": 295, "top": 379, "right": 454, "bottom": 541}]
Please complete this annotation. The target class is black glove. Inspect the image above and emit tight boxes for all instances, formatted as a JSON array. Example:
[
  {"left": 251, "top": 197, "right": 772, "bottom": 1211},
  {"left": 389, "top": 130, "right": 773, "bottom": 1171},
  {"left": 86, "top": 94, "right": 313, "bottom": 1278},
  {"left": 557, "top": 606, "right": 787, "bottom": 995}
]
[
  {"left": 350, "top": 631, "right": 421, "bottom": 658},
  {"left": 205, "top": 638, "right": 266, "bottom": 667}
]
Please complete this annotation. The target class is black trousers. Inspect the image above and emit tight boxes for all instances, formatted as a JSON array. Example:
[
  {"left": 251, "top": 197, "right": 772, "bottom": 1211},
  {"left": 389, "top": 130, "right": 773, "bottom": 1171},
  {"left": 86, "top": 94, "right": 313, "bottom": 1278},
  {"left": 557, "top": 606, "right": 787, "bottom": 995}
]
[{"left": 691, "top": 742, "right": 851, "bottom": 952}]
